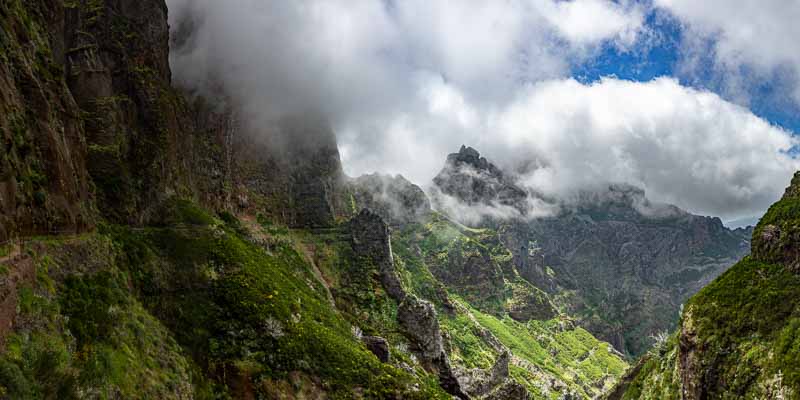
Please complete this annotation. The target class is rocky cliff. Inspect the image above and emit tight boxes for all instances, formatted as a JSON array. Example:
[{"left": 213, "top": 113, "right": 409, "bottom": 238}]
[{"left": 432, "top": 146, "right": 751, "bottom": 357}]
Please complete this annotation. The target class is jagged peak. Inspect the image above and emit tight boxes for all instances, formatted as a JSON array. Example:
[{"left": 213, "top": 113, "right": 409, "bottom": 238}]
[{"left": 444, "top": 145, "right": 502, "bottom": 177}]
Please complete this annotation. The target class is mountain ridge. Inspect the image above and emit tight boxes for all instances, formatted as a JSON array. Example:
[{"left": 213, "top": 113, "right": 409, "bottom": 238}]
[{"left": 430, "top": 145, "right": 751, "bottom": 356}]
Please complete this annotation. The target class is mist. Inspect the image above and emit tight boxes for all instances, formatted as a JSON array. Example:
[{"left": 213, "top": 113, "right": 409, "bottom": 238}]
[{"left": 166, "top": 0, "right": 799, "bottom": 221}]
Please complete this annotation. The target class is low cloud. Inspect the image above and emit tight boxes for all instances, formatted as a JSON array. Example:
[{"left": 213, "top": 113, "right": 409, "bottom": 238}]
[{"left": 166, "top": 0, "right": 797, "bottom": 222}]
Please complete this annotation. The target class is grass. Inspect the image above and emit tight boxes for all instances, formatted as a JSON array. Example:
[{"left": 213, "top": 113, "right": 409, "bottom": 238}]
[
  {"left": 622, "top": 257, "right": 800, "bottom": 399},
  {"left": 0, "top": 234, "right": 208, "bottom": 399},
  {"left": 0, "top": 201, "right": 451, "bottom": 399},
  {"left": 108, "top": 202, "right": 449, "bottom": 399}
]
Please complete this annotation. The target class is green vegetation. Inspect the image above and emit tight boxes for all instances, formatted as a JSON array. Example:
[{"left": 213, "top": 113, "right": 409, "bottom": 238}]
[
  {"left": 392, "top": 213, "right": 628, "bottom": 398},
  {"left": 0, "top": 202, "right": 450, "bottom": 399},
  {"left": 470, "top": 305, "right": 627, "bottom": 398},
  {"left": 685, "top": 258, "right": 800, "bottom": 396},
  {"left": 0, "top": 236, "right": 206, "bottom": 399},
  {"left": 619, "top": 257, "right": 800, "bottom": 399},
  {"left": 109, "top": 203, "right": 449, "bottom": 399}
]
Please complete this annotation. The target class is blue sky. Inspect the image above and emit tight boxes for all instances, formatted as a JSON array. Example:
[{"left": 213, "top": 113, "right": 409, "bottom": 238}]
[{"left": 573, "top": 7, "right": 800, "bottom": 135}]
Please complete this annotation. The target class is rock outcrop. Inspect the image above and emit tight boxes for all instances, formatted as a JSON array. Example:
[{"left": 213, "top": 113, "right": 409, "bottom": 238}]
[
  {"left": 752, "top": 171, "right": 800, "bottom": 271},
  {"left": 350, "top": 209, "right": 471, "bottom": 397},
  {"left": 349, "top": 209, "right": 406, "bottom": 302},
  {"left": 398, "top": 295, "right": 469, "bottom": 399},
  {"left": 361, "top": 335, "right": 390, "bottom": 363},
  {"left": 432, "top": 145, "right": 528, "bottom": 216},
  {"left": 456, "top": 352, "right": 511, "bottom": 397}
]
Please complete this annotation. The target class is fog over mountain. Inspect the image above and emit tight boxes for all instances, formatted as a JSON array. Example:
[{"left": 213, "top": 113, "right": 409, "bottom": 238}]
[{"left": 167, "top": 0, "right": 799, "bottom": 221}]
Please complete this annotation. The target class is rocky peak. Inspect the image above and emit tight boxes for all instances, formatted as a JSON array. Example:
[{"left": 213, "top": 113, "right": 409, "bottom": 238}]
[
  {"left": 432, "top": 145, "right": 528, "bottom": 214},
  {"left": 445, "top": 145, "right": 500, "bottom": 175}
]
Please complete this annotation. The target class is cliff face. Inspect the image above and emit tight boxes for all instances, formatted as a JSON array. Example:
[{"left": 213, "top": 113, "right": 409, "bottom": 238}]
[
  {"left": 0, "top": 0, "right": 352, "bottom": 239},
  {"left": 613, "top": 172, "right": 800, "bottom": 400},
  {"left": 432, "top": 146, "right": 751, "bottom": 357},
  {"left": 0, "top": 0, "right": 93, "bottom": 241}
]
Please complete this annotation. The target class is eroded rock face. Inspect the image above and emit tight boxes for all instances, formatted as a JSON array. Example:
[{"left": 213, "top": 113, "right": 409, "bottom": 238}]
[
  {"left": 398, "top": 296, "right": 446, "bottom": 363},
  {"left": 349, "top": 209, "right": 406, "bottom": 301},
  {"left": 397, "top": 295, "right": 469, "bottom": 399},
  {"left": 281, "top": 115, "right": 350, "bottom": 228},
  {"left": 351, "top": 173, "right": 431, "bottom": 225},
  {"left": 0, "top": 0, "right": 93, "bottom": 239}
]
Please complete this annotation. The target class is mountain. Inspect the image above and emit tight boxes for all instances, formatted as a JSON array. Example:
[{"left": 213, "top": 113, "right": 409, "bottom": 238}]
[
  {"left": 610, "top": 172, "right": 800, "bottom": 399},
  {"left": 431, "top": 146, "right": 752, "bottom": 357},
  {"left": 0, "top": 1, "right": 628, "bottom": 399}
]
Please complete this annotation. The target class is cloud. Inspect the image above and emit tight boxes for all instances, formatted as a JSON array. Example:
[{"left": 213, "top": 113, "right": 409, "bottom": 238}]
[
  {"left": 166, "top": 0, "right": 797, "bottom": 221},
  {"left": 534, "top": 0, "right": 646, "bottom": 49},
  {"left": 166, "top": 0, "right": 646, "bottom": 120},
  {"left": 347, "top": 77, "right": 799, "bottom": 220},
  {"left": 497, "top": 77, "right": 799, "bottom": 220},
  {"left": 655, "top": 0, "right": 800, "bottom": 105}
]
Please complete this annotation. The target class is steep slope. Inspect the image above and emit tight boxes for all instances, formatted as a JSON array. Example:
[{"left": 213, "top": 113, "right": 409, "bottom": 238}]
[
  {"left": 0, "top": 202, "right": 451, "bottom": 399},
  {"left": 432, "top": 146, "right": 751, "bottom": 356},
  {"left": 611, "top": 172, "right": 800, "bottom": 400},
  {"left": 346, "top": 176, "right": 629, "bottom": 398}
]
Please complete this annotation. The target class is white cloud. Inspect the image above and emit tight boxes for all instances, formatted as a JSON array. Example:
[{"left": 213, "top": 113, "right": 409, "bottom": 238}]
[
  {"left": 343, "top": 77, "right": 799, "bottom": 220},
  {"left": 656, "top": 0, "right": 800, "bottom": 104},
  {"left": 167, "top": 0, "right": 647, "bottom": 116},
  {"left": 493, "top": 77, "right": 799, "bottom": 220},
  {"left": 534, "top": 0, "right": 646, "bottom": 49},
  {"left": 167, "top": 0, "right": 797, "bottom": 221}
]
